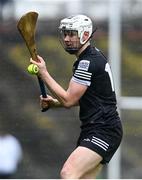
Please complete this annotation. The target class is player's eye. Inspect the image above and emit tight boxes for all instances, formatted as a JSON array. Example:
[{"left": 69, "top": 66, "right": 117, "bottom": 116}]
[
  {"left": 70, "top": 31, "right": 78, "bottom": 37},
  {"left": 63, "top": 31, "right": 69, "bottom": 37},
  {"left": 62, "top": 30, "right": 78, "bottom": 37}
]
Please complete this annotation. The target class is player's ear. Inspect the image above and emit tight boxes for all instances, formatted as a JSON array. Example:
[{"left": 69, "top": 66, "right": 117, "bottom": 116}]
[{"left": 82, "top": 31, "right": 89, "bottom": 42}]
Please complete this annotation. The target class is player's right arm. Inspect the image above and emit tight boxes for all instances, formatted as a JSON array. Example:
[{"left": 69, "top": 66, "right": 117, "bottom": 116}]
[{"left": 30, "top": 56, "right": 88, "bottom": 108}]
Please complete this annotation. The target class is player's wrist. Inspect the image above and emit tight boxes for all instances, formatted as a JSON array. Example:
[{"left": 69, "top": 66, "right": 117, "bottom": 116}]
[
  {"left": 49, "top": 99, "right": 62, "bottom": 108},
  {"left": 40, "top": 69, "right": 49, "bottom": 80}
]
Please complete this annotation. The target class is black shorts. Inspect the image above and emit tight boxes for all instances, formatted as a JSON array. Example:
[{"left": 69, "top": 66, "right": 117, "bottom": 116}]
[{"left": 77, "top": 121, "right": 123, "bottom": 164}]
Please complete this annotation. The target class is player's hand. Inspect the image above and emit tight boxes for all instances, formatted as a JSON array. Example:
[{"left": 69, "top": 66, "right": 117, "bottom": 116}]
[
  {"left": 30, "top": 55, "right": 47, "bottom": 75},
  {"left": 40, "top": 95, "right": 58, "bottom": 110},
  {"left": 40, "top": 95, "right": 51, "bottom": 110}
]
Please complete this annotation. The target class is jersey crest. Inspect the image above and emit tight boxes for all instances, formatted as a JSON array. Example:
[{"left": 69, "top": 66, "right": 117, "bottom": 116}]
[{"left": 78, "top": 60, "right": 90, "bottom": 71}]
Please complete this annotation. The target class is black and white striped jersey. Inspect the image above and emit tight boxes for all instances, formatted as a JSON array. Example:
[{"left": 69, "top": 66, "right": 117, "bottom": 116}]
[{"left": 72, "top": 45, "right": 120, "bottom": 127}]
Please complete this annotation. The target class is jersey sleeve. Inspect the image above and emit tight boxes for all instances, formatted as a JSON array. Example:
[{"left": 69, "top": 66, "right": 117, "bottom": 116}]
[{"left": 72, "top": 59, "right": 95, "bottom": 86}]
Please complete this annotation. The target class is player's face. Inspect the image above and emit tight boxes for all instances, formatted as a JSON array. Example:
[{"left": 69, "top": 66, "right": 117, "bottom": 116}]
[
  {"left": 60, "top": 30, "right": 81, "bottom": 54},
  {"left": 63, "top": 30, "right": 80, "bottom": 46}
]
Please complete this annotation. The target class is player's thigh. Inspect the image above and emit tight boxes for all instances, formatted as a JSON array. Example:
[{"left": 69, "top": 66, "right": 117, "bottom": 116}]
[{"left": 61, "top": 146, "right": 103, "bottom": 177}]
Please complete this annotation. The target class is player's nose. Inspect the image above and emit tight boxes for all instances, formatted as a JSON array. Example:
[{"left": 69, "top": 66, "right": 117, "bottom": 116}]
[{"left": 64, "top": 35, "right": 70, "bottom": 41}]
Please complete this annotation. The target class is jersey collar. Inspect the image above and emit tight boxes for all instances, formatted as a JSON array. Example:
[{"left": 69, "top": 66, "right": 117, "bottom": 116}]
[{"left": 78, "top": 45, "right": 92, "bottom": 58}]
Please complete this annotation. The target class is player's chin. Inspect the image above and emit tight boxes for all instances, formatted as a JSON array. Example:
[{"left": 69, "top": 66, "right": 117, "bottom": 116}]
[{"left": 65, "top": 47, "right": 78, "bottom": 54}]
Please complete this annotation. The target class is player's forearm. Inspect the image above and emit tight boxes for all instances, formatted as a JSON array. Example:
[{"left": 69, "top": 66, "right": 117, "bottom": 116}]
[
  {"left": 40, "top": 71, "right": 75, "bottom": 108},
  {"left": 49, "top": 98, "right": 78, "bottom": 109},
  {"left": 49, "top": 98, "right": 63, "bottom": 108}
]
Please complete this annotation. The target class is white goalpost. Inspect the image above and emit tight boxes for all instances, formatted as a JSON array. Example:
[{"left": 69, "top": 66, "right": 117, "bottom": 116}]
[{"left": 108, "top": 0, "right": 122, "bottom": 178}]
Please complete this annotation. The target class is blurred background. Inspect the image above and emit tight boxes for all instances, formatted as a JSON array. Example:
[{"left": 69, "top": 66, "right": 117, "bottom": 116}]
[{"left": 0, "top": 0, "right": 142, "bottom": 178}]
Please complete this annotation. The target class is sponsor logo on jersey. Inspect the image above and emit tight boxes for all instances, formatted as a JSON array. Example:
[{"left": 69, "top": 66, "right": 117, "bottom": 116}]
[
  {"left": 78, "top": 60, "right": 90, "bottom": 71},
  {"left": 83, "top": 138, "right": 91, "bottom": 142}
]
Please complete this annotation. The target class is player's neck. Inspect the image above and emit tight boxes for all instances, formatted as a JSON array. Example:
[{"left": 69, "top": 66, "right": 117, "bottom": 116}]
[{"left": 76, "top": 42, "right": 90, "bottom": 57}]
